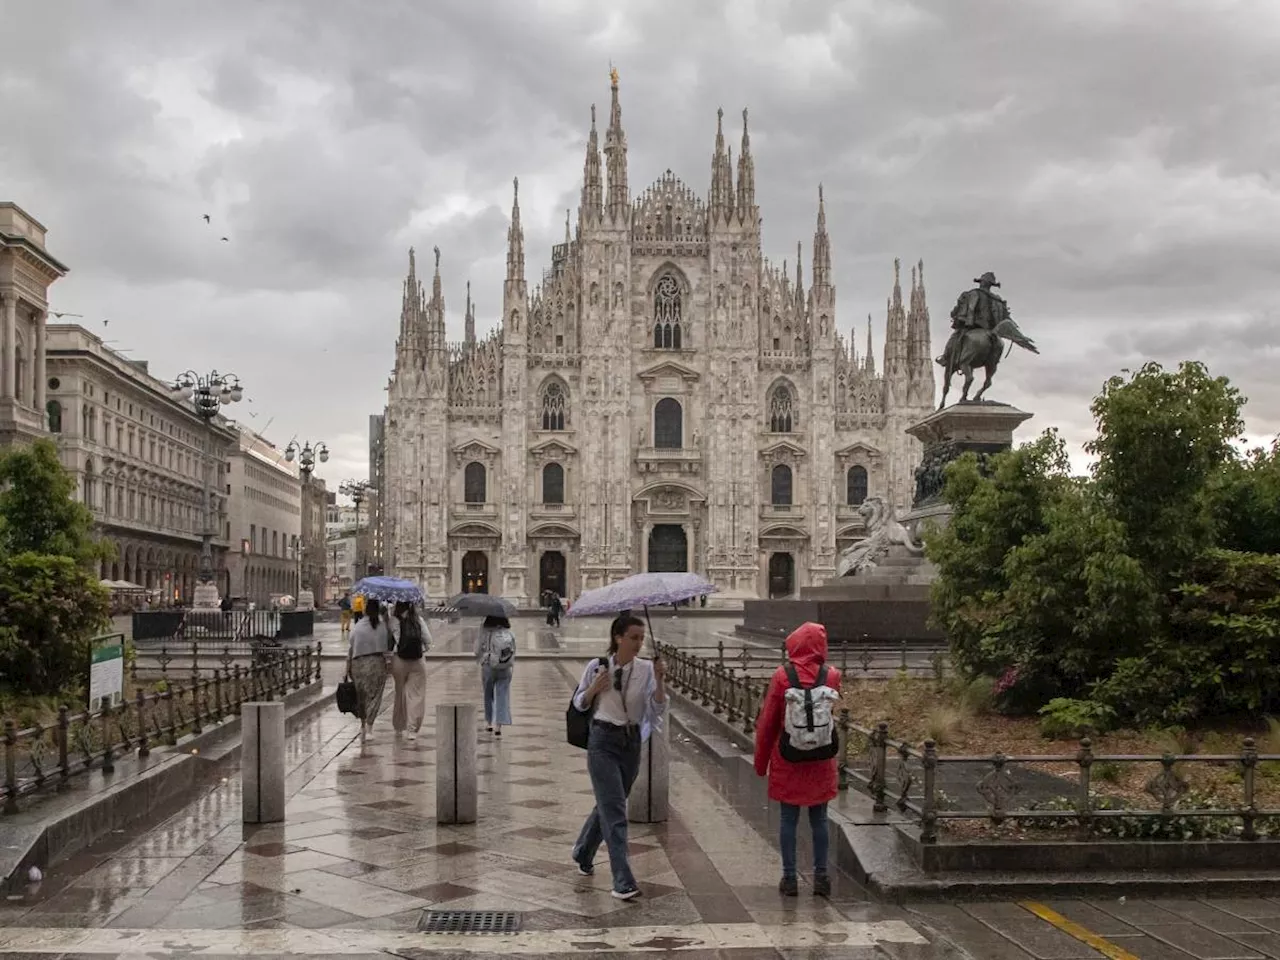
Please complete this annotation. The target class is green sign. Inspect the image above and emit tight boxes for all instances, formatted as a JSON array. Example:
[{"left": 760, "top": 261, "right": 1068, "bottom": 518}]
[{"left": 89, "top": 633, "right": 125, "bottom": 710}]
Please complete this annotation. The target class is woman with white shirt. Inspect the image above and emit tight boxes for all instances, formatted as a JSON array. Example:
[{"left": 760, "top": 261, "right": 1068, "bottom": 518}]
[
  {"left": 345, "top": 597, "right": 394, "bottom": 744},
  {"left": 569, "top": 614, "right": 667, "bottom": 901}
]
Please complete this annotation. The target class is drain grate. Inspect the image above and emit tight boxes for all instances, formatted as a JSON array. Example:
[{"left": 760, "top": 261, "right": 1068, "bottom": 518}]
[{"left": 417, "top": 910, "right": 522, "bottom": 935}]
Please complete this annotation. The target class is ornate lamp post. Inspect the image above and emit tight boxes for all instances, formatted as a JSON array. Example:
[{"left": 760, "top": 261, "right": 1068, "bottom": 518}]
[
  {"left": 285, "top": 440, "right": 328, "bottom": 606},
  {"left": 169, "top": 370, "right": 243, "bottom": 607},
  {"left": 340, "top": 479, "right": 373, "bottom": 582}
]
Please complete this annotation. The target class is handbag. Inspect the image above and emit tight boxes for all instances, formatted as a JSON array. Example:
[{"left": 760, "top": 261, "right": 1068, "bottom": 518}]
[
  {"left": 336, "top": 672, "right": 360, "bottom": 717},
  {"left": 566, "top": 657, "right": 608, "bottom": 749}
]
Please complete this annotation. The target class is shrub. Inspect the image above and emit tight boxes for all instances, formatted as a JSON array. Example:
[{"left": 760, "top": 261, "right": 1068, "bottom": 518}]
[{"left": 1038, "top": 698, "right": 1116, "bottom": 740}]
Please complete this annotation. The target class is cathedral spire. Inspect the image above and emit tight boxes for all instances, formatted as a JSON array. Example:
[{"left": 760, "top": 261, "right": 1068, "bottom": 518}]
[
  {"left": 735, "top": 108, "right": 756, "bottom": 221},
  {"left": 794, "top": 241, "right": 805, "bottom": 315},
  {"left": 884, "top": 258, "right": 909, "bottom": 383},
  {"left": 398, "top": 246, "right": 422, "bottom": 349},
  {"left": 864, "top": 315, "right": 876, "bottom": 375},
  {"left": 907, "top": 258, "right": 934, "bottom": 394},
  {"left": 506, "top": 177, "right": 524, "bottom": 285},
  {"left": 464, "top": 280, "right": 475, "bottom": 346},
  {"left": 812, "top": 184, "right": 832, "bottom": 291},
  {"left": 603, "top": 68, "right": 629, "bottom": 225},
  {"left": 426, "top": 245, "right": 446, "bottom": 350},
  {"left": 580, "top": 104, "right": 602, "bottom": 226},
  {"left": 709, "top": 107, "right": 734, "bottom": 224}
]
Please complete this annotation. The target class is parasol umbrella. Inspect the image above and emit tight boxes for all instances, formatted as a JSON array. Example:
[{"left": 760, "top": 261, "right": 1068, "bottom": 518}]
[
  {"left": 352, "top": 576, "right": 426, "bottom": 606},
  {"left": 566, "top": 572, "right": 716, "bottom": 649},
  {"left": 446, "top": 593, "right": 518, "bottom": 619}
]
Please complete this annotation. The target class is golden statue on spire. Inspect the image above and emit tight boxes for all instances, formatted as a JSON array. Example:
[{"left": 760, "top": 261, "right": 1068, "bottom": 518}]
[{"left": 609, "top": 65, "right": 619, "bottom": 87}]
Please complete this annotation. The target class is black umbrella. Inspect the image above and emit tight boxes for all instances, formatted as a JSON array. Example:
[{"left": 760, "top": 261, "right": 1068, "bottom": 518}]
[{"left": 446, "top": 593, "right": 518, "bottom": 619}]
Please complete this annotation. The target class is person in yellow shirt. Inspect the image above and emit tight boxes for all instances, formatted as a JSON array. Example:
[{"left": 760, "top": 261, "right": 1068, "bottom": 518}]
[{"left": 352, "top": 593, "right": 366, "bottom": 622}]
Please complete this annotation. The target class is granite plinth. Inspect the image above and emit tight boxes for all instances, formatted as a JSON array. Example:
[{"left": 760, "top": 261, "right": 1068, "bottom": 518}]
[
  {"left": 435, "top": 701, "right": 478, "bottom": 824},
  {"left": 191, "top": 581, "right": 221, "bottom": 609},
  {"left": 740, "top": 585, "right": 943, "bottom": 645},
  {"left": 626, "top": 722, "right": 670, "bottom": 824},
  {"left": 241, "top": 702, "right": 286, "bottom": 824}
]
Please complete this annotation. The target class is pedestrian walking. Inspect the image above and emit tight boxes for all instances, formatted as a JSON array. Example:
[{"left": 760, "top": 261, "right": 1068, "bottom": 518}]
[
  {"left": 474, "top": 615, "right": 515, "bottom": 736},
  {"left": 390, "top": 600, "right": 431, "bottom": 740},
  {"left": 339, "top": 592, "right": 352, "bottom": 638},
  {"left": 570, "top": 614, "right": 668, "bottom": 901},
  {"left": 345, "top": 597, "right": 393, "bottom": 743},
  {"left": 752, "top": 621, "right": 842, "bottom": 898},
  {"left": 549, "top": 592, "right": 563, "bottom": 627}
]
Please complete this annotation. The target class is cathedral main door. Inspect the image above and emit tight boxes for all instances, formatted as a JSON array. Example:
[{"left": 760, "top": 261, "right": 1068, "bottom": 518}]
[
  {"left": 461, "top": 551, "right": 489, "bottom": 594},
  {"left": 768, "top": 552, "right": 795, "bottom": 598},
  {"left": 647, "top": 525, "right": 688, "bottom": 573},
  {"left": 539, "top": 551, "right": 566, "bottom": 599}
]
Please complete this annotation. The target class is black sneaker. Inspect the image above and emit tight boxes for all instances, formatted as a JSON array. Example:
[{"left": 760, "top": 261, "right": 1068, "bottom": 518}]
[
  {"left": 611, "top": 886, "right": 641, "bottom": 901},
  {"left": 778, "top": 875, "right": 798, "bottom": 897},
  {"left": 813, "top": 873, "right": 832, "bottom": 898}
]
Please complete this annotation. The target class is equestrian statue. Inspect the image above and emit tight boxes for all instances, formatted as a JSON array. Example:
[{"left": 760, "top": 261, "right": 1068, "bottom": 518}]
[{"left": 937, "top": 272, "right": 1039, "bottom": 407}]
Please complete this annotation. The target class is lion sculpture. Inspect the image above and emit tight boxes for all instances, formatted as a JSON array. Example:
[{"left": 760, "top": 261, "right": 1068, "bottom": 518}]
[{"left": 836, "top": 497, "right": 925, "bottom": 577}]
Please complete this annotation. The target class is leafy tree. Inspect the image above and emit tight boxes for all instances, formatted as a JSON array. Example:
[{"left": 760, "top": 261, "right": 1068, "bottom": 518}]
[
  {"left": 1211, "top": 438, "right": 1280, "bottom": 555},
  {"left": 1087, "top": 361, "right": 1244, "bottom": 582},
  {"left": 0, "top": 439, "right": 106, "bottom": 565}
]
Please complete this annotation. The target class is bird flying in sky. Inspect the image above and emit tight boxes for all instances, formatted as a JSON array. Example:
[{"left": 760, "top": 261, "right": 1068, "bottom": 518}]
[{"left": 202, "top": 214, "right": 211, "bottom": 223}]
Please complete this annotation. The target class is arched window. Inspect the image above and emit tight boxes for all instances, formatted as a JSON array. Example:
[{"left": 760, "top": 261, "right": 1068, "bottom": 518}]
[
  {"left": 771, "top": 464, "right": 793, "bottom": 506},
  {"left": 769, "top": 384, "right": 794, "bottom": 433},
  {"left": 542, "top": 462, "right": 565, "bottom": 504},
  {"left": 46, "top": 400, "right": 62, "bottom": 433},
  {"left": 83, "top": 458, "right": 96, "bottom": 510},
  {"left": 464, "top": 462, "right": 487, "bottom": 503},
  {"left": 540, "top": 380, "right": 567, "bottom": 431},
  {"left": 652, "top": 274, "right": 682, "bottom": 349},
  {"left": 654, "top": 398, "right": 683, "bottom": 449},
  {"left": 847, "top": 465, "right": 868, "bottom": 506}
]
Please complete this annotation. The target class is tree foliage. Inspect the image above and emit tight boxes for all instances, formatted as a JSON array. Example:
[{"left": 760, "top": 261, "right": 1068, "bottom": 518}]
[
  {"left": 0, "top": 440, "right": 110, "bottom": 697},
  {"left": 930, "top": 361, "right": 1280, "bottom": 726}
]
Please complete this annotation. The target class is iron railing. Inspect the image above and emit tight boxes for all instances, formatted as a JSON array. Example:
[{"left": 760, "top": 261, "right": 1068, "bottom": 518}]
[
  {"left": 132, "top": 609, "right": 315, "bottom": 642},
  {"left": 677, "top": 638, "right": 949, "bottom": 682},
  {"left": 658, "top": 643, "right": 1280, "bottom": 843},
  {"left": 130, "top": 639, "right": 318, "bottom": 680},
  {"left": 2, "top": 642, "right": 322, "bottom": 813}
]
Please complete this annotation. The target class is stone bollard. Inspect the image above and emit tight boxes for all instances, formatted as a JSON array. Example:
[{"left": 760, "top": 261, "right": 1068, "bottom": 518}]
[
  {"left": 436, "top": 702, "right": 478, "bottom": 824},
  {"left": 627, "top": 723, "right": 670, "bottom": 824},
  {"left": 241, "top": 702, "right": 285, "bottom": 824}
]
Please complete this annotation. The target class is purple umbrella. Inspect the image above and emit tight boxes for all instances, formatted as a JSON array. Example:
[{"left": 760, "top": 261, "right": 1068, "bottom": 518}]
[{"left": 566, "top": 572, "right": 716, "bottom": 649}]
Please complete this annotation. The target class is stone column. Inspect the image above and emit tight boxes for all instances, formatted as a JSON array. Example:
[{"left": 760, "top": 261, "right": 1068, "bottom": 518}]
[
  {"left": 33, "top": 309, "right": 46, "bottom": 411},
  {"left": 684, "top": 524, "right": 693, "bottom": 573},
  {"left": 1, "top": 294, "right": 14, "bottom": 400},
  {"left": 241, "top": 702, "right": 286, "bottom": 824},
  {"left": 627, "top": 723, "right": 670, "bottom": 823},
  {"left": 436, "top": 702, "right": 478, "bottom": 824},
  {"left": 640, "top": 522, "right": 652, "bottom": 572}
]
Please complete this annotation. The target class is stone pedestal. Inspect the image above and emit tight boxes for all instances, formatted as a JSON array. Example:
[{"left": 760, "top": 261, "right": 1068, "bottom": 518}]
[
  {"left": 241, "top": 702, "right": 285, "bottom": 824},
  {"left": 436, "top": 703, "right": 478, "bottom": 824},
  {"left": 192, "top": 581, "right": 221, "bottom": 610},
  {"left": 296, "top": 589, "right": 315, "bottom": 612},
  {"left": 902, "top": 401, "right": 1033, "bottom": 536},
  {"left": 627, "top": 724, "right": 670, "bottom": 824}
]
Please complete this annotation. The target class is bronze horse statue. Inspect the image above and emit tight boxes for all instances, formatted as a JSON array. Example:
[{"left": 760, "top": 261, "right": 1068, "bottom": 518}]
[{"left": 937, "top": 273, "right": 1039, "bottom": 406}]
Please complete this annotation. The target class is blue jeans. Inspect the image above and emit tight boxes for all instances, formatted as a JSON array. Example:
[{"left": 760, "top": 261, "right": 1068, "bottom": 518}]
[
  {"left": 572, "top": 723, "right": 642, "bottom": 892},
  {"left": 482, "top": 665, "right": 512, "bottom": 725},
  {"left": 780, "top": 802, "right": 829, "bottom": 879}
]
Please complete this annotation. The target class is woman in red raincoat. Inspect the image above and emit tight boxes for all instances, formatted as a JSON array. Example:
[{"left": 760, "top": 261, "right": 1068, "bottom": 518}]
[{"left": 753, "top": 621, "right": 842, "bottom": 897}]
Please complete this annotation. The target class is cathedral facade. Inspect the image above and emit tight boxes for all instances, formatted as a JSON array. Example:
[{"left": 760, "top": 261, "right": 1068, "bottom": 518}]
[{"left": 382, "top": 78, "right": 936, "bottom": 604}]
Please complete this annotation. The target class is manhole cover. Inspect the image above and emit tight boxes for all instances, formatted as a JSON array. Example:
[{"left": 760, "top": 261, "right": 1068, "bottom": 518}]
[{"left": 417, "top": 910, "right": 522, "bottom": 934}]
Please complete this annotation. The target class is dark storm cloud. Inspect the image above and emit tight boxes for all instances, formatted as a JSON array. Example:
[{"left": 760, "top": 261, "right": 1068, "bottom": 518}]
[{"left": 3, "top": 0, "right": 1279, "bottom": 481}]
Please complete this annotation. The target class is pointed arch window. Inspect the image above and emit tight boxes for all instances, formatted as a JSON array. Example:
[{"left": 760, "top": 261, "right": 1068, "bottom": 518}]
[
  {"left": 654, "top": 398, "right": 683, "bottom": 449},
  {"left": 768, "top": 384, "right": 795, "bottom": 433},
  {"left": 652, "top": 274, "right": 683, "bottom": 349},
  {"left": 540, "top": 380, "right": 567, "bottom": 431},
  {"left": 46, "top": 399, "right": 62, "bottom": 433},
  {"left": 464, "top": 462, "right": 487, "bottom": 503},
  {"left": 771, "top": 464, "right": 793, "bottom": 506},
  {"left": 542, "top": 463, "right": 565, "bottom": 505},
  {"left": 847, "top": 465, "right": 868, "bottom": 506}
]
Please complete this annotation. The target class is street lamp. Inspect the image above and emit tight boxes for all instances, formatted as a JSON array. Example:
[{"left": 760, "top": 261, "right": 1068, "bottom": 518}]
[
  {"left": 285, "top": 440, "right": 328, "bottom": 602},
  {"left": 169, "top": 370, "right": 243, "bottom": 605},
  {"left": 340, "top": 479, "right": 373, "bottom": 581}
]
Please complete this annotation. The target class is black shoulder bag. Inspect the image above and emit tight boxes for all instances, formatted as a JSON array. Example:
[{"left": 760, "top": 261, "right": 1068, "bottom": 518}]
[{"left": 566, "top": 657, "right": 609, "bottom": 749}]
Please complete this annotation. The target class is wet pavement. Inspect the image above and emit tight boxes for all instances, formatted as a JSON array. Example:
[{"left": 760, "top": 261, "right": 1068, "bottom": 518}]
[{"left": 6, "top": 623, "right": 1280, "bottom": 957}]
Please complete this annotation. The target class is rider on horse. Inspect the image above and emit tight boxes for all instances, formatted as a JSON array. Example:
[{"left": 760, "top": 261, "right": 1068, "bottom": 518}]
[{"left": 937, "top": 271, "right": 1006, "bottom": 368}]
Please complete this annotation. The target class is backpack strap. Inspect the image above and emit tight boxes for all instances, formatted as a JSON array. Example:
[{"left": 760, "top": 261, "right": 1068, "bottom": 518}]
[
  {"left": 783, "top": 663, "right": 802, "bottom": 689},
  {"left": 815, "top": 664, "right": 829, "bottom": 688}
]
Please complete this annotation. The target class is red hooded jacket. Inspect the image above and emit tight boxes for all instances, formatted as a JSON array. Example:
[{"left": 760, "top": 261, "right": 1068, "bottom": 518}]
[{"left": 753, "top": 622, "right": 842, "bottom": 807}]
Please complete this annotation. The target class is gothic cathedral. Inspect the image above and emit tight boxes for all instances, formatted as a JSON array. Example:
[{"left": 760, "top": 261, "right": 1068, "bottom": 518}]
[{"left": 382, "top": 76, "right": 936, "bottom": 604}]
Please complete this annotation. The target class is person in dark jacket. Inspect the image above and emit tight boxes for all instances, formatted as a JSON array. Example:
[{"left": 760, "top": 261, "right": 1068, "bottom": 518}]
[{"left": 752, "top": 621, "right": 843, "bottom": 898}]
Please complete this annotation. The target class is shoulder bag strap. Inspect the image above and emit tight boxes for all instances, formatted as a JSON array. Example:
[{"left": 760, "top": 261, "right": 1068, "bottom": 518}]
[{"left": 783, "top": 663, "right": 802, "bottom": 689}]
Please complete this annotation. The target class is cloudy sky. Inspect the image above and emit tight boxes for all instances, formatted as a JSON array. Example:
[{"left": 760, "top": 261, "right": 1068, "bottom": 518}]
[{"left": 4, "top": 0, "right": 1279, "bottom": 486}]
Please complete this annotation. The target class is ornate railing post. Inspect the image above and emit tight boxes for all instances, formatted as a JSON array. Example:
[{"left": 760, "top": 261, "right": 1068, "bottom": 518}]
[
  {"left": 164, "top": 689, "right": 177, "bottom": 745},
  {"left": 1076, "top": 737, "right": 1093, "bottom": 836},
  {"left": 725, "top": 669, "right": 740, "bottom": 725},
  {"left": 233, "top": 664, "right": 243, "bottom": 713},
  {"left": 899, "top": 639, "right": 908, "bottom": 672},
  {"left": 3, "top": 720, "right": 18, "bottom": 814},
  {"left": 191, "top": 640, "right": 200, "bottom": 685},
  {"left": 870, "top": 722, "right": 889, "bottom": 811},
  {"left": 136, "top": 689, "right": 150, "bottom": 758},
  {"left": 921, "top": 739, "right": 938, "bottom": 844},
  {"left": 100, "top": 702, "right": 115, "bottom": 774},
  {"left": 742, "top": 678, "right": 756, "bottom": 735},
  {"left": 837, "top": 708, "right": 851, "bottom": 791},
  {"left": 1242, "top": 737, "right": 1258, "bottom": 841},
  {"left": 717, "top": 639, "right": 725, "bottom": 669},
  {"left": 57, "top": 706, "right": 70, "bottom": 787},
  {"left": 315, "top": 642, "right": 323, "bottom": 683}
]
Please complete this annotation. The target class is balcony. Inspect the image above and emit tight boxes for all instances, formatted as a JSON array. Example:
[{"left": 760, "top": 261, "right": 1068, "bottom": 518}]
[
  {"left": 760, "top": 503, "right": 806, "bottom": 524},
  {"left": 635, "top": 446, "right": 702, "bottom": 476},
  {"left": 453, "top": 501, "right": 499, "bottom": 520},
  {"left": 530, "top": 502, "right": 577, "bottom": 521}
]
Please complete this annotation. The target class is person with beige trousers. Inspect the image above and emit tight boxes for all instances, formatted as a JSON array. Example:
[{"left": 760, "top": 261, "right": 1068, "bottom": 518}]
[{"left": 390, "top": 601, "right": 431, "bottom": 740}]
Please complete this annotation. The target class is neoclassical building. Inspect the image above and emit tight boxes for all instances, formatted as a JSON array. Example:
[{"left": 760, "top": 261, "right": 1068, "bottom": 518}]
[{"left": 383, "top": 78, "right": 936, "bottom": 603}]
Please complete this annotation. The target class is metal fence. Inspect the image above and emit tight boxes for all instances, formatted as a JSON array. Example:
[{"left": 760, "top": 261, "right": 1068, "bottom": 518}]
[
  {"left": 2, "top": 643, "right": 322, "bottom": 813},
  {"left": 131, "top": 609, "right": 315, "bottom": 642},
  {"left": 658, "top": 643, "right": 1280, "bottom": 843},
  {"left": 131, "top": 639, "right": 320, "bottom": 680},
  {"left": 680, "top": 637, "right": 949, "bottom": 682}
]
